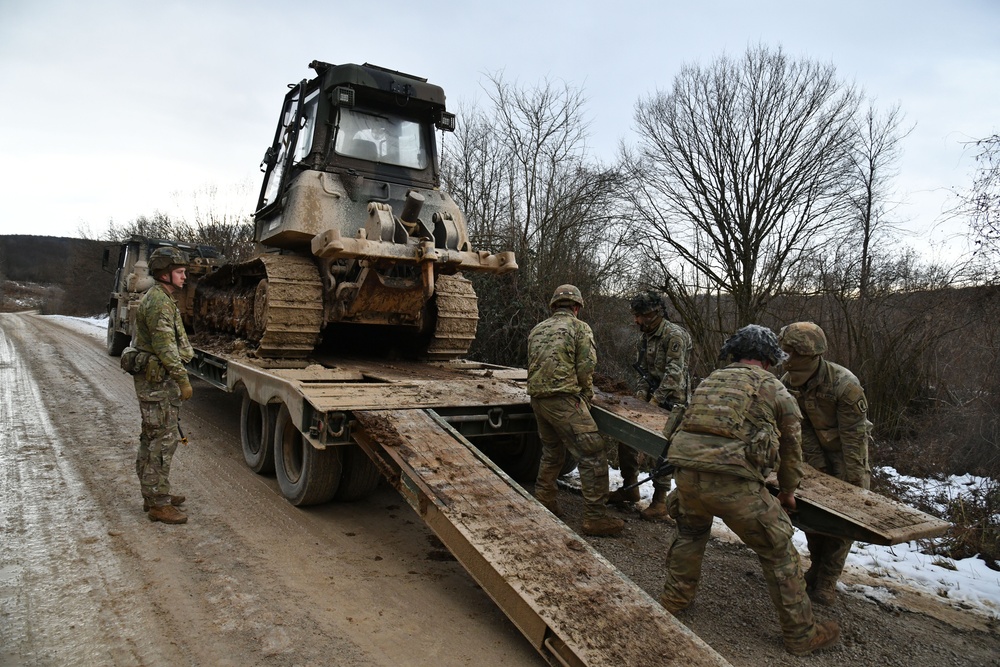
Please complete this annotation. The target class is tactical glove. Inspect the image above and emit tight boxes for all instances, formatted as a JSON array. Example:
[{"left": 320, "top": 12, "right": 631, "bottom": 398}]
[{"left": 178, "top": 378, "right": 193, "bottom": 401}]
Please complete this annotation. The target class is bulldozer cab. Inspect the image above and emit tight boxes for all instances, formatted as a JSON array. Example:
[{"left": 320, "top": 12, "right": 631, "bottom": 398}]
[{"left": 255, "top": 61, "right": 455, "bottom": 229}]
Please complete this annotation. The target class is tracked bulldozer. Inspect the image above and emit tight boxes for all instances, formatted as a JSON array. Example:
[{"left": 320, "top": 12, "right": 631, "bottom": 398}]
[{"left": 194, "top": 61, "right": 516, "bottom": 359}]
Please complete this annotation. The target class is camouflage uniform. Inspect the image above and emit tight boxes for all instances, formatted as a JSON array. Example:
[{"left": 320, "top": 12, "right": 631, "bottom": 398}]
[
  {"left": 782, "top": 358, "right": 872, "bottom": 596},
  {"left": 635, "top": 318, "right": 693, "bottom": 408},
  {"left": 133, "top": 283, "right": 194, "bottom": 509},
  {"left": 661, "top": 362, "right": 824, "bottom": 648},
  {"left": 621, "top": 317, "right": 693, "bottom": 496},
  {"left": 528, "top": 306, "right": 612, "bottom": 523}
]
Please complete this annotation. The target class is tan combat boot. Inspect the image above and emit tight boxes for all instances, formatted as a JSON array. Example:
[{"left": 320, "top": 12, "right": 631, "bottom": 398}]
[
  {"left": 147, "top": 504, "right": 188, "bottom": 524},
  {"left": 640, "top": 489, "right": 673, "bottom": 522},
  {"left": 809, "top": 578, "right": 838, "bottom": 606},
  {"left": 143, "top": 495, "right": 186, "bottom": 512},
  {"left": 785, "top": 620, "right": 840, "bottom": 656},
  {"left": 582, "top": 516, "right": 625, "bottom": 537},
  {"left": 535, "top": 495, "right": 564, "bottom": 518},
  {"left": 607, "top": 478, "right": 640, "bottom": 505}
]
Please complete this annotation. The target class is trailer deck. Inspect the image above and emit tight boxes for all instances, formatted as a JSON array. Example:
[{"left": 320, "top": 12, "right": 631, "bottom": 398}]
[{"left": 184, "top": 348, "right": 949, "bottom": 665}]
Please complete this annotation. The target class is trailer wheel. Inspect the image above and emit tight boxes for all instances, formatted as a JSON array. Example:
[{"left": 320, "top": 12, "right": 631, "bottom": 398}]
[
  {"left": 240, "top": 393, "right": 276, "bottom": 474},
  {"left": 106, "top": 311, "right": 130, "bottom": 356},
  {"left": 334, "top": 444, "right": 382, "bottom": 501},
  {"left": 273, "top": 403, "right": 342, "bottom": 506}
]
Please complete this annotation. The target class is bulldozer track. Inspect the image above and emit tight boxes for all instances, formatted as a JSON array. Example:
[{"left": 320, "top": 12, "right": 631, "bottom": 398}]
[
  {"left": 253, "top": 255, "right": 325, "bottom": 357},
  {"left": 425, "top": 273, "right": 478, "bottom": 361},
  {"left": 195, "top": 254, "right": 323, "bottom": 358}
]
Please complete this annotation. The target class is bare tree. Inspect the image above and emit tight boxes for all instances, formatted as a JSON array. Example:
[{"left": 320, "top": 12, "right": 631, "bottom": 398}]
[
  {"left": 442, "top": 74, "right": 629, "bottom": 366},
  {"left": 958, "top": 133, "right": 1000, "bottom": 270},
  {"left": 622, "top": 44, "right": 862, "bottom": 331}
]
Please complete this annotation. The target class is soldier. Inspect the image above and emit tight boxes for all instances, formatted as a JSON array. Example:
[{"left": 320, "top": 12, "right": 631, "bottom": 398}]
[
  {"left": 659, "top": 325, "right": 840, "bottom": 657},
  {"left": 608, "top": 291, "right": 692, "bottom": 521},
  {"left": 778, "top": 321, "right": 873, "bottom": 606},
  {"left": 132, "top": 247, "right": 195, "bottom": 524},
  {"left": 528, "top": 284, "right": 624, "bottom": 537}
]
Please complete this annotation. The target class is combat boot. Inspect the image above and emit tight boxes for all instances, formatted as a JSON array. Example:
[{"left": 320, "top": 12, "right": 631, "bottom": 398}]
[
  {"left": 147, "top": 504, "right": 188, "bottom": 524},
  {"left": 535, "top": 495, "right": 564, "bottom": 518},
  {"left": 785, "top": 620, "right": 840, "bottom": 656},
  {"left": 639, "top": 488, "right": 673, "bottom": 522},
  {"left": 582, "top": 516, "right": 625, "bottom": 537},
  {"left": 143, "top": 495, "right": 186, "bottom": 512},
  {"left": 658, "top": 594, "right": 688, "bottom": 615},
  {"left": 809, "top": 578, "right": 838, "bottom": 606},
  {"left": 607, "top": 478, "right": 640, "bottom": 505}
]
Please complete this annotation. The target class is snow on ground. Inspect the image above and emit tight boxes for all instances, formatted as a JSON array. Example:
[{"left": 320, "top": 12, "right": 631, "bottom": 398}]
[
  {"left": 50, "top": 314, "right": 1000, "bottom": 619},
  {"left": 599, "top": 462, "right": 1000, "bottom": 620},
  {"left": 47, "top": 314, "right": 108, "bottom": 341}
]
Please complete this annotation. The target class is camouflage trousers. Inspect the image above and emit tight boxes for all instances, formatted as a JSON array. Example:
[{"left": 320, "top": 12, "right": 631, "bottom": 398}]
[
  {"left": 133, "top": 374, "right": 182, "bottom": 507},
  {"left": 531, "top": 395, "right": 610, "bottom": 520},
  {"left": 661, "top": 468, "right": 818, "bottom": 645},
  {"left": 803, "top": 449, "right": 871, "bottom": 587},
  {"left": 616, "top": 442, "right": 671, "bottom": 492}
]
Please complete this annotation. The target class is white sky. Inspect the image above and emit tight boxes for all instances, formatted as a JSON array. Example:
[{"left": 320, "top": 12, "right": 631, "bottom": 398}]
[{"left": 1, "top": 0, "right": 998, "bottom": 260}]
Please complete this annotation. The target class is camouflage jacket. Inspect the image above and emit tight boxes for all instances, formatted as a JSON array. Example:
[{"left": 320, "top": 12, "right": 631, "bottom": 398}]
[
  {"left": 636, "top": 318, "right": 692, "bottom": 407},
  {"left": 133, "top": 284, "right": 193, "bottom": 384},
  {"left": 781, "top": 359, "right": 872, "bottom": 487},
  {"left": 669, "top": 362, "right": 804, "bottom": 492},
  {"left": 527, "top": 309, "right": 596, "bottom": 401}
]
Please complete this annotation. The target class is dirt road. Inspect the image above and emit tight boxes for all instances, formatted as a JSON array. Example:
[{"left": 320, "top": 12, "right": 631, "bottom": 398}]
[
  {"left": 0, "top": 312, "right": 542, "bottom": 667},
  {"left": 2, "top": 311, "right": 999, "bottom": 667}
]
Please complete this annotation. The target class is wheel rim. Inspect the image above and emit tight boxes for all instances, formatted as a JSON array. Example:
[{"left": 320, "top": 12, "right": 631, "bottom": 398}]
[
  {"left": 245, "top": 402, "right": 263, "bottom": 456},
  {"left": 279, "top": 414, "right": 304, "bottom": 483}
]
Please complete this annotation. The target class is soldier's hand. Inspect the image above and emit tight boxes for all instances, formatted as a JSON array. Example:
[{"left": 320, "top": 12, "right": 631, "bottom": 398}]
[
  {"left": 777, "top": 490, "right": 797, "bottom": 513},
  {"left": 178, "top": 379, "right": 193, "bottom": 401}
]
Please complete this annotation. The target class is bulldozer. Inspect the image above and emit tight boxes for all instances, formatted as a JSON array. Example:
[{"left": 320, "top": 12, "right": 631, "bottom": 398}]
[{"left": 193, "top": 61, "right": 516, "bottom": 359}]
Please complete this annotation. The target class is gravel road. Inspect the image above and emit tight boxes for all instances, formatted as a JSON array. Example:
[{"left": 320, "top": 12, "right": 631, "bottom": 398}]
[{"left": 1, "top": 311, "right": 997, "bottom": 666}]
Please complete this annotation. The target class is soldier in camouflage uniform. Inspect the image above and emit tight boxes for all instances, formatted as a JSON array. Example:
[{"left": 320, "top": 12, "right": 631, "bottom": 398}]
[
  {"left": 659, "top": 325, "right": 840, "bottom": 657},
  {"left": 608, "top": 291, "right": 692, "bottom": 521},
  {"left": 132, "top": 247, "right": 195, "bottom": 524},
  {"left": 779, "top": 321, "right": 873, "bottom": 606},
  {"left": 528, "top": 285, "right": 624, "bottom": 537}
]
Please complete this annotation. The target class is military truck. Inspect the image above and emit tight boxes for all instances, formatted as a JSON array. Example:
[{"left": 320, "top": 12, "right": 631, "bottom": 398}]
[{"left": 102, "top": 236, "right": 223, "bottom": 355}]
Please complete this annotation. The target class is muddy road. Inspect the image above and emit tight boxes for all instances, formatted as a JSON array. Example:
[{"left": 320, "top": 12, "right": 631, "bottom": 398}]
[
  {"left": 0, "top": 312, "right": 541, "bottom": 667},
  {"left": 1, "top": 311, "right": 999, "bottom": 667}
]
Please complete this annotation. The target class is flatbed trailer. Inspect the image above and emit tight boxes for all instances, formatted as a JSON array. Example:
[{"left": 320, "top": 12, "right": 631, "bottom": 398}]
[{"left": 184, "top": 346, "right": 947, "bottom": 666}]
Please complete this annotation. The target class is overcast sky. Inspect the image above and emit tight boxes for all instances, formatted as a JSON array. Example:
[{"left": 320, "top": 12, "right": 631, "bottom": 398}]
[{"left": 1, "top": 0, "right": 997, "bottom": 260}]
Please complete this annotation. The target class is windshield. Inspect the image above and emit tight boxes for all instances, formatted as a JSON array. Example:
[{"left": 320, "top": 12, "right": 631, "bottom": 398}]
[{"left": 333, "top": 107, "right": 428, "bottom": 169}]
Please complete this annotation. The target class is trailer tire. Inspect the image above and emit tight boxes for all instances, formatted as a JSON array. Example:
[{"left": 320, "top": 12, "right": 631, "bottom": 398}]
[
  {"left": 274, "top": 403, "right": 342, "bottom": 506},
  {"left": 106, "top": 311, "right": 130, "bottom": 357},
  {"left": 241, "top": 394, "right": 276, "bottom": 474},
  {"left": 334, "top": 444, "right": 382, "bottom": 501}
]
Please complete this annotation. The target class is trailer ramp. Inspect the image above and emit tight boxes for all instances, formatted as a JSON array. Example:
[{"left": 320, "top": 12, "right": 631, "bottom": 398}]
[
  {"left": 591, "top": 394, "right": 949, "bottom": 546},
  {"left": 352, "top": 408, "right": 731, "bottom": 667}
]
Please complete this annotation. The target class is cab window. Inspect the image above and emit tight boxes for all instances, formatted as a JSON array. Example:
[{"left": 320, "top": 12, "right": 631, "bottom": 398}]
[{"left": 333, "top": 107, "right": 427, "bottom": 169}]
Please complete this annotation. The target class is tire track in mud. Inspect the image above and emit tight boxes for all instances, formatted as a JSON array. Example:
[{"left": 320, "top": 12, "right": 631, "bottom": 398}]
[{"left": 0, "top": 314, "right": 166, "bottom": 665}]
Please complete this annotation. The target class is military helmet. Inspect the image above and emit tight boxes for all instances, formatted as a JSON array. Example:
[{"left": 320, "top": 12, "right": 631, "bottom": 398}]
[
  {"left": 147, "top": 247, "right": 189, "bottom": 277},
  {"left": 719, "top": 324, "right": 787, "bottom": 366},
  {"left": 549, "top": 284, "right": 584, "bottom": 309},
  {"left": 778, "top": 321, "right": 828, "bottom": 357},
  {"left": 630, "top": 290, "right": 664, "bottom": 315}
]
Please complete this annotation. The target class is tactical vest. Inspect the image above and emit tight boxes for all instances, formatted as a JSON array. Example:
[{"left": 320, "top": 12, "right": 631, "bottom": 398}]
[{"left": 681, "top": 366, "right": 767, "bottom": 441}]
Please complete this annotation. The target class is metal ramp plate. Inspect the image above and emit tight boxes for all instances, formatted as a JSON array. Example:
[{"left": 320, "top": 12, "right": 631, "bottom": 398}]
[
  {"left": 352, "top": 408, "right": 731, "bottom": 667},
  {"left": 591, "top": 394, "right": 949, "bottom": 546}
]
